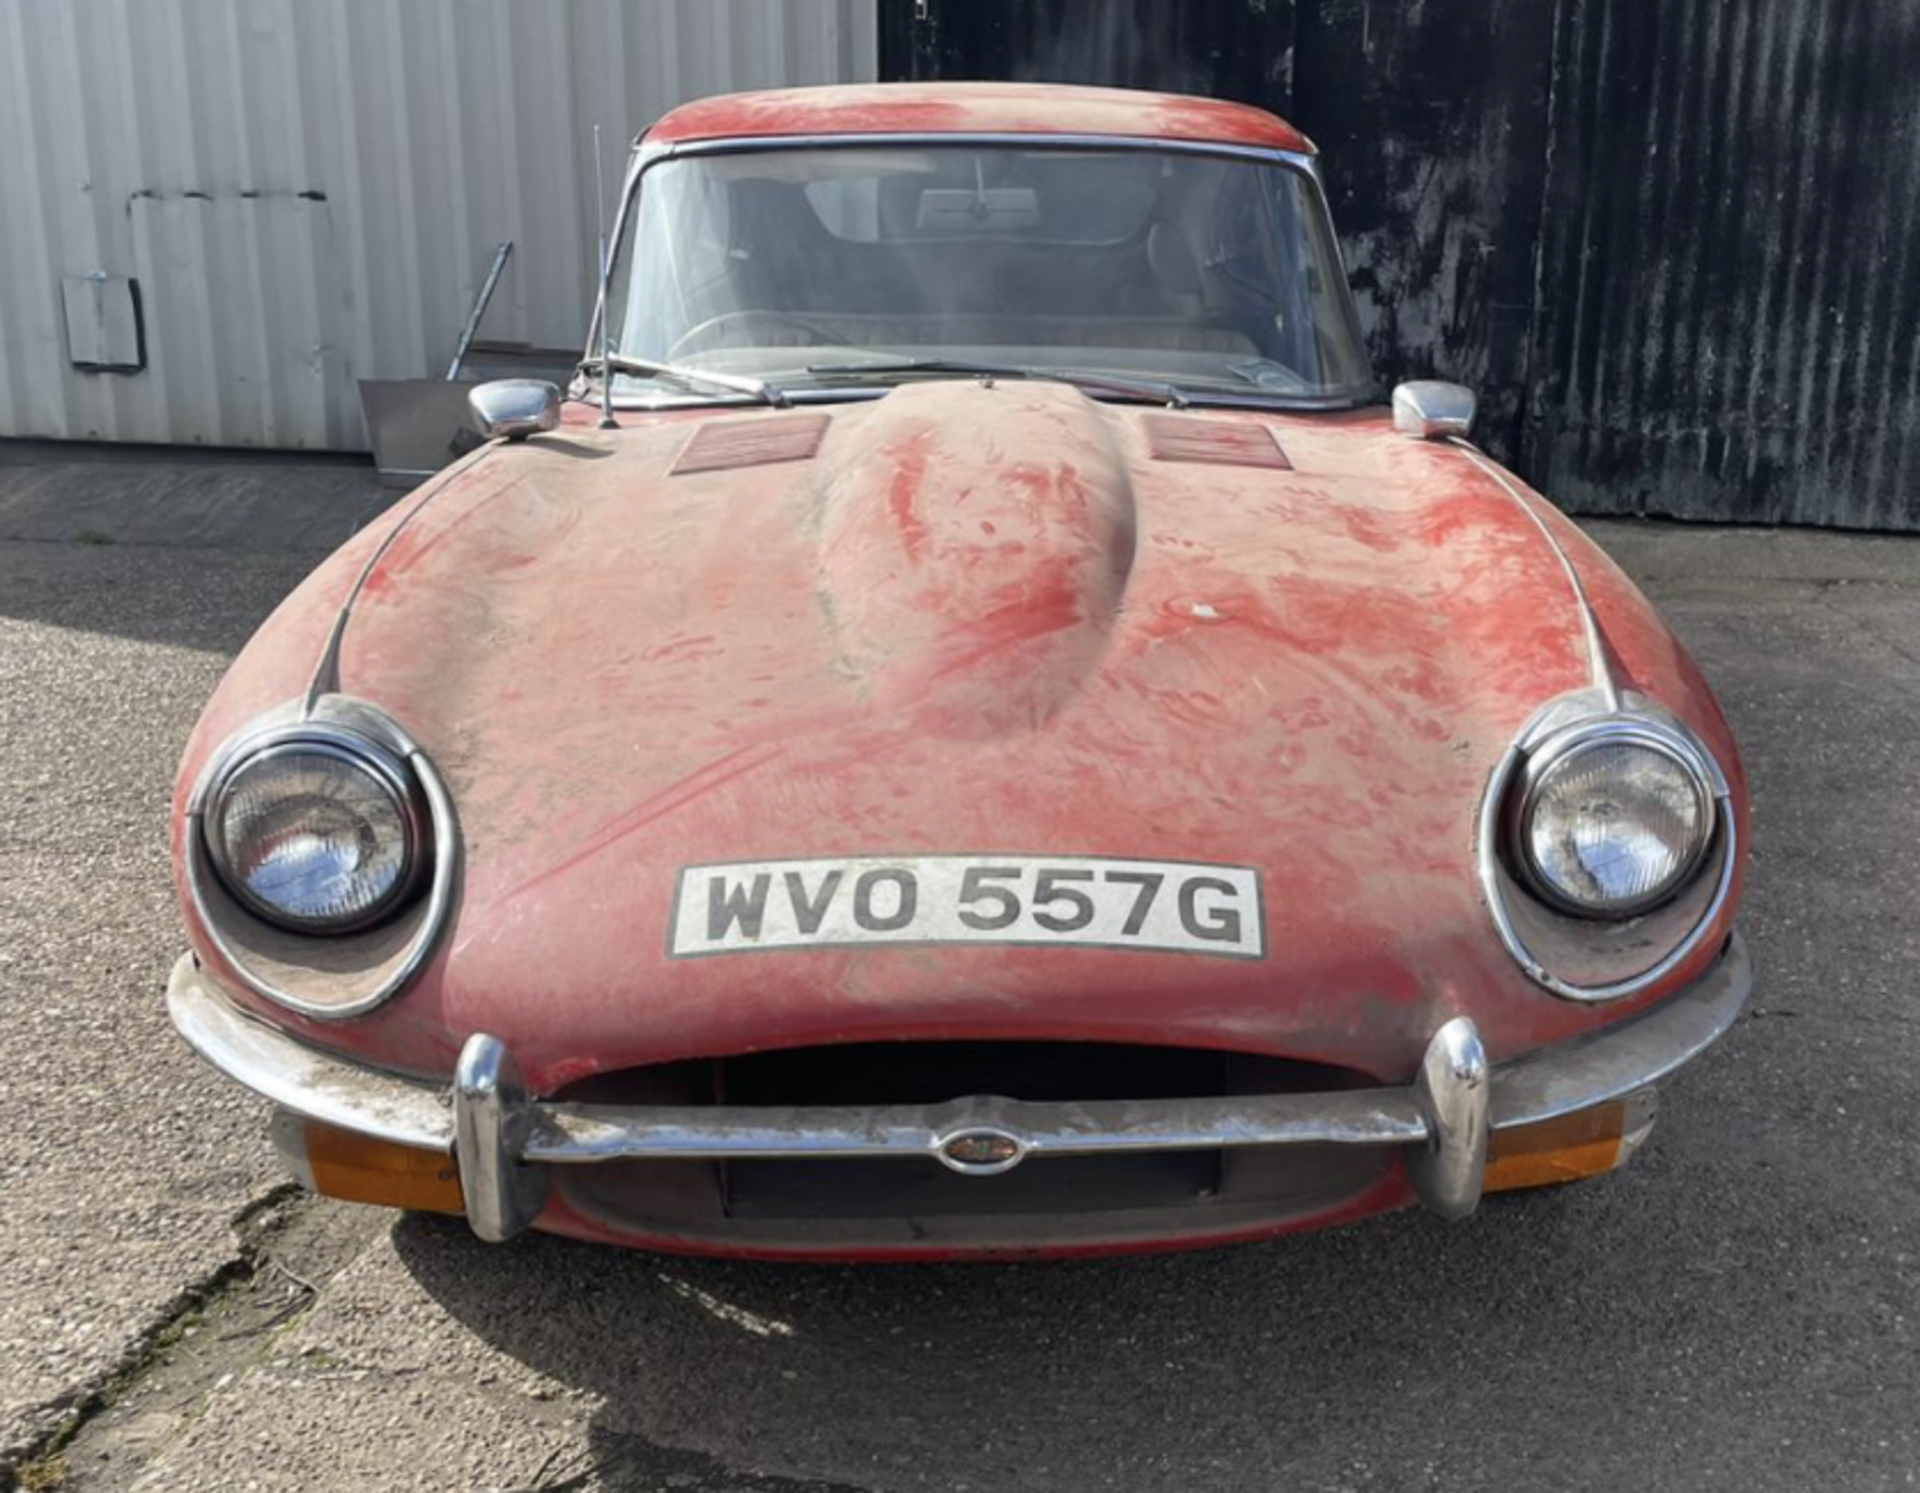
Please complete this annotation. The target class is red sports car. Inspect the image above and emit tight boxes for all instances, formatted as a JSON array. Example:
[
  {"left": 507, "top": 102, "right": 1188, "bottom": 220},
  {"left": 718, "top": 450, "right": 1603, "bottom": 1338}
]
[{"left": 169, "top": 83, "right": 1749, "bottom": 1259}]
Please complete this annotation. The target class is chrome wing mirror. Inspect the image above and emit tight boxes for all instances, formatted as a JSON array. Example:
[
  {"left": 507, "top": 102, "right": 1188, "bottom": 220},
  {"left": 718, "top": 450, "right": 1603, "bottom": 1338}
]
[
  {"left": 468, "top": 380, "right": 561, "bottom": 442},
  {"left": 1392, "top": 381, "right": 1477, "bottom": 441}
]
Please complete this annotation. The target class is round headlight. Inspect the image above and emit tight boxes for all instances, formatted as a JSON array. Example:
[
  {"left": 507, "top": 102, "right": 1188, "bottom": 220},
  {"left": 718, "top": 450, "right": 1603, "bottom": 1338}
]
[
  {"left": 206, "top": 737, "right": 424, "bottom": 933},
  {"left": 1519, "top": 729, "right": 1715, "bottom": 918}
]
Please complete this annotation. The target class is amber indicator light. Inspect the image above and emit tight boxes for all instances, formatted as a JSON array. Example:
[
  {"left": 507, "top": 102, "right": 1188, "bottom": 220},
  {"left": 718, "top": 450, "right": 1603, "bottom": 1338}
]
[
  {"left": 1483, "top": 1099, "right": 1631, "bottom": 1194},
  {"left": 301, "top": 1120, "right": 466, "bottom": 1215}
]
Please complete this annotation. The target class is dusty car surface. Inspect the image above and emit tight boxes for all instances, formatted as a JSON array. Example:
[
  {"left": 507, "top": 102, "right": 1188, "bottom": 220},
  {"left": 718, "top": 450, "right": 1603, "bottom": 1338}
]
[{"left": 168, "top": 82, "right": 1750, "bottom": 1259}]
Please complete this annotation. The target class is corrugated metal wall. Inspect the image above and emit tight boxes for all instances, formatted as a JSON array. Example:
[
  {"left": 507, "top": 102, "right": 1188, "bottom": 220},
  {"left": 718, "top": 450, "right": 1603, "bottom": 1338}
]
[
  {"left": 1289, "top": 0, "right": 1555, "bottom": 488},
  {"left": 1527, "top": 0, "right": 1920, "bottom": 529},
  {"left": 0, "top": 0, "right": 877, "bottom": 450},
  {"left": 887, "top": 0, "right": 1920, "bottom": 531}
]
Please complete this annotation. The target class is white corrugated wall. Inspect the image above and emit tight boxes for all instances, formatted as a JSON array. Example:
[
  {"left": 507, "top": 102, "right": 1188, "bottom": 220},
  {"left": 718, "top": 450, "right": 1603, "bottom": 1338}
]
[{"left": 0, "top": 0, "right": 877, "bottom": 450}]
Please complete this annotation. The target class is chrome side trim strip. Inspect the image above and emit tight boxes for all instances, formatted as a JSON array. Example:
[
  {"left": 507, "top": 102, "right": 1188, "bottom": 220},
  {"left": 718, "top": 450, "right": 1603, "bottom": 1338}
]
[
  {"left": 304, "top": 445, "right": 492, "bottom": 716},
  {"left": 169, "top": 934, "right": 1750, "bottom": 1240},
  {"left": 1448, "top": 438, "right": 1620, "bottom": 709}
]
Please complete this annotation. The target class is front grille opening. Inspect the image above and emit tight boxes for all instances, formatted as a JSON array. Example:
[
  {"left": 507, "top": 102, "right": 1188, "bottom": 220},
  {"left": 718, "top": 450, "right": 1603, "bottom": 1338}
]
[
  {"left": 556, "top": 1041, "right": 1367, "bottom": 1109},
  {"left": 729, "top": 1039, "right": 1231, "bottom": 1106},
  {"left": 552, "top": 1043, "right": 1386, "bottom": 1230}
]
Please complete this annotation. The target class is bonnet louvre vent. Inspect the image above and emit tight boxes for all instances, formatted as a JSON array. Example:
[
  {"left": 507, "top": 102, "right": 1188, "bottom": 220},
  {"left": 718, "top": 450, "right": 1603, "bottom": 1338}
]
[
  {"left": 1142, "top": 415, "right": 1292, "bottom": 470},
  {"left": 671, "top": 413, "right": 830, "bottom": 475}
]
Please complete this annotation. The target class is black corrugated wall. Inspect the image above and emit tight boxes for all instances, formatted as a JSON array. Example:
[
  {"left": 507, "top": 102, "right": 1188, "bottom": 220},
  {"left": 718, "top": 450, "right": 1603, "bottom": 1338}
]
[{"left": 883, "top": 0, "right": 1920, "bottom": 531}]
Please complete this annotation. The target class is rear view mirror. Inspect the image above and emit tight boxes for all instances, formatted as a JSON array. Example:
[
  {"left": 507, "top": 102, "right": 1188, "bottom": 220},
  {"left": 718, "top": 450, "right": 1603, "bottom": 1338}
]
[
  {"left": 915, "top": 187, "right": 1040, "bottom": 233},
  {"left": 468, "top": 380, "right": 562, "bottom": 442}
]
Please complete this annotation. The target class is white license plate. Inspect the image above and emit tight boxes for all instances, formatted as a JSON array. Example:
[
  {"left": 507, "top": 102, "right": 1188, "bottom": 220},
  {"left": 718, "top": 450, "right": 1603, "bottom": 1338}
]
[{"left": 668, "top": 855, "right": 1265, "bottom": 960}]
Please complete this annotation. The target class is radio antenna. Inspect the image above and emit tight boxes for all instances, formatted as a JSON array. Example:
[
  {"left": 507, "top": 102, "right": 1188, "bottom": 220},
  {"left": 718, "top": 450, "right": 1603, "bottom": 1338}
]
[{"left": 594, "top": 122, "right": 617, "bottom": 431}]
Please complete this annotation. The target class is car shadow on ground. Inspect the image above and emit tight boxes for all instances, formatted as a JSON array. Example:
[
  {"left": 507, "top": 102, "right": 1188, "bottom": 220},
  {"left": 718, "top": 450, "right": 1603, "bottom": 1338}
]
[{"left": 388, "top": 1149, "right": 1802, "bottom": 1492}]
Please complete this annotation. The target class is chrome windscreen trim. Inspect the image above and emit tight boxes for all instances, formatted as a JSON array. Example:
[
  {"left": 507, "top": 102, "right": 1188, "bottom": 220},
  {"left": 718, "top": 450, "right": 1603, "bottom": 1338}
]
[
  {"left": 169, "top": 935, "right": 1750, "bottom": 1241},
  {"left": 649, "top": 131, "right": 1320, "bottom": 174}
]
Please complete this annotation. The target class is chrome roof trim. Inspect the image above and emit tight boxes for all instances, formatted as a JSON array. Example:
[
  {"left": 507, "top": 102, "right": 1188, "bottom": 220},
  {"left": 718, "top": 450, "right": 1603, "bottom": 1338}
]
[
  {"left": 1448, "top": 438, "right": 1621, "bottom": 710},
  {"left": 646, "top": 132, "right": 1319, "bottom": 174}
]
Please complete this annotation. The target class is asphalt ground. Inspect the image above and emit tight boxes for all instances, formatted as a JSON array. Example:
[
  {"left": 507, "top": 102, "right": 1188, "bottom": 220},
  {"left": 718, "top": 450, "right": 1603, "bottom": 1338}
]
[
  {"left": 1, "top": 452, "right": 1915, "bottom": 1491},
  {"left": 0, "top": 455, "right": 392, "bottom": 1472}
]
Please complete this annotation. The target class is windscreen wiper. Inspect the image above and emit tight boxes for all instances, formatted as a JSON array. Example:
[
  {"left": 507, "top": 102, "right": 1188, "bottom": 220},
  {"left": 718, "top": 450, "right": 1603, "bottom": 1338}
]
[
  {"left": 805, "top": 357, "right": 1189, "bottom": 409},
  {"left": 579, "top": 353, "right": 790, "bottom": 408}
]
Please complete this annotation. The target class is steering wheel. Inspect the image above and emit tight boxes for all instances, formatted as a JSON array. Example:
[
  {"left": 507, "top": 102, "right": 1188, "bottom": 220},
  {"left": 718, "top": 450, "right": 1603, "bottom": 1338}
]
[{"left": 667, "top": 311, "right": 852, "bottom": 360}]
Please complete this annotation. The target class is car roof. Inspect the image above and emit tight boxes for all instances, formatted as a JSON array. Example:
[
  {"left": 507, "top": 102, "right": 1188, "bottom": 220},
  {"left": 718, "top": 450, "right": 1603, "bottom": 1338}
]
[{"left": 643, "top": 82, "right": 1314, "bottom": 155}]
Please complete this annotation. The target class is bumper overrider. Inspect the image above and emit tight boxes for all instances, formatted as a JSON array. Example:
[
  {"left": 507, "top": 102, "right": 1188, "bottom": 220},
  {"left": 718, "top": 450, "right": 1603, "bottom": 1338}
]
[{"left": 168, "top": 936, "right": 1751, "bottom": 1248}]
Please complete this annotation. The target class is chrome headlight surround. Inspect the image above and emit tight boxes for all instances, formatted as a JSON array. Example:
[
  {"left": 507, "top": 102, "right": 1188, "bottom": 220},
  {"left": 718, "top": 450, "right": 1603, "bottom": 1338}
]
[
  {"left": 1480, "top": 691, "right": 1735, "bottom": 1003},
  {"left": 184, "top": 697, "right": 459, "bottom": 1021}
]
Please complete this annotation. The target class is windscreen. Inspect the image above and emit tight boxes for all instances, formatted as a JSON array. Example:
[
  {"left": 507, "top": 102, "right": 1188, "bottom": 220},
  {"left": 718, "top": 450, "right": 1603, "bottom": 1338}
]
[{"left": 603, "top": 143, "right": 1373, "bottom": 403}]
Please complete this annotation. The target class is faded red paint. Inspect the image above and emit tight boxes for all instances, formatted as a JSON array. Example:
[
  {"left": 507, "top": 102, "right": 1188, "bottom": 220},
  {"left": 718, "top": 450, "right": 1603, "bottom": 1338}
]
[
  {"left": 642, "top": 82, "right": 1315, "bottom": 154},
  {"left": 883, "top": 426, "right": 936, "bottom": 564},
  {"left": 174, "top": 379, "right": 1747, "bottom": 1256}
]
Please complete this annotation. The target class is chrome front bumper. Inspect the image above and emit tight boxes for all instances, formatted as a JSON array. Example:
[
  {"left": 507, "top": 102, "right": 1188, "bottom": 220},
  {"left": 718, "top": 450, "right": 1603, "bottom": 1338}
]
[{"left": 167, "top": 936, "right": 1751, "bottom": 1242}]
